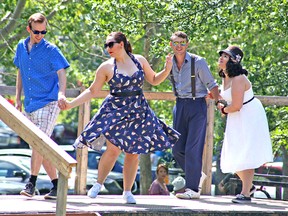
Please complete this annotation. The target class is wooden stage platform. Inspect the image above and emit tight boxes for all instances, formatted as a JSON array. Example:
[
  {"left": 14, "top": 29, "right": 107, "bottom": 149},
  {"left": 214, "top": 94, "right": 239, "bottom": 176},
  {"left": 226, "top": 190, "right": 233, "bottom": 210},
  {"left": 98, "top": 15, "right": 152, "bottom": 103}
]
[{"left": 0, "top": 194, "right": 288, "bottom": 216}]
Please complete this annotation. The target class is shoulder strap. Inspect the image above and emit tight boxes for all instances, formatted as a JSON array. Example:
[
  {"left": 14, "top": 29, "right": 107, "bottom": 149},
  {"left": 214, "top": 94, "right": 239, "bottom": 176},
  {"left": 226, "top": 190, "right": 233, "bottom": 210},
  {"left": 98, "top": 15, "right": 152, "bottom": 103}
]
[
  {"left": 191, "top": 55, "right": 196, "bottom": 99},
  {"left": 129, "top": 53, "right": 143, "bottom": 71}
]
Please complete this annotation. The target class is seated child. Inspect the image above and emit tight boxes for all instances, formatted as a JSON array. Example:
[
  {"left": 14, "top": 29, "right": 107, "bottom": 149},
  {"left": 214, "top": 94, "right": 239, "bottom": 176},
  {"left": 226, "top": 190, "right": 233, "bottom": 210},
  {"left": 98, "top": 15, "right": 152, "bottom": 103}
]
[{"left": 148, "top": 164, "right": 170, "bottom": 195}]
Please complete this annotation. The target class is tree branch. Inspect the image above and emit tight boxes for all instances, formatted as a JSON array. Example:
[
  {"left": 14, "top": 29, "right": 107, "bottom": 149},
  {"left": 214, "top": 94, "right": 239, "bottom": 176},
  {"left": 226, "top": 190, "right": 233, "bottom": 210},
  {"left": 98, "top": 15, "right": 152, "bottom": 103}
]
[
  {"left": 0, "top": 0, "right": 26, "bottom": 39},
  {"left": 0, "top": 0, "right": 71, "bottom": 50},
  {"left": 0, "top": 12, "right": 12, "bottom": 26}
]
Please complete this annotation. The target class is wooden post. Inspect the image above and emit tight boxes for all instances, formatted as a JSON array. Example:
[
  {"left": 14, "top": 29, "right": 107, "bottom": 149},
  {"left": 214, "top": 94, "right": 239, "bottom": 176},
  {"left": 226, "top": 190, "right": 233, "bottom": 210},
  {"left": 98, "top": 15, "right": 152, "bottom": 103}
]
[
  {"left": 56, "top": 172, "right": 69, "bottom": 216},
  {"left": 75, "top": 87, "right": 91, "bottom": 194},
  {"left": 201, "top": 98, "right": 215, "bottom": 195}
]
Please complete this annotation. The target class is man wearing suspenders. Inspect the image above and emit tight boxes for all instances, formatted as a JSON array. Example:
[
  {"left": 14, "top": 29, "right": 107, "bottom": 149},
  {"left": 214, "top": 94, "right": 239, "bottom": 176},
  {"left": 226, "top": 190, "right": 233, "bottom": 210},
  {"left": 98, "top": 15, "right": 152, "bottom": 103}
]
[{"left": 169, "top": 31, "right": 219, "bottom": 199}]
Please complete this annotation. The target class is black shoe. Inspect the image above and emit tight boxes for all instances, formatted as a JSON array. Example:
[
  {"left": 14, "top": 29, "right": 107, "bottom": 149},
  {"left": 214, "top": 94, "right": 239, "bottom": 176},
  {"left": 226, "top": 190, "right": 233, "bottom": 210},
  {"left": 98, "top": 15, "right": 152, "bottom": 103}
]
[
  {"left": 232, "top": 194, "right": 251, "bottom": 204},
  {"left": 249, "top": 185, "right": 256, "bottom": 196},
  {"left": 44, "top": 187, "right": 57, "bottom": 200},
  {"left": 20, "top": 182, "right": 35, "bottom": 197}
]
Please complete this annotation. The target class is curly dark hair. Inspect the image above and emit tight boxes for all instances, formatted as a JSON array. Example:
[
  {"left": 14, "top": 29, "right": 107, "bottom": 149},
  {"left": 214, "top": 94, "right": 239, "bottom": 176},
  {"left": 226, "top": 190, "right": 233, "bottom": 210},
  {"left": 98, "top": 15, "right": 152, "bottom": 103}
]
[{"left": 219, "top": 58, "right": 248, "bottom": 78}]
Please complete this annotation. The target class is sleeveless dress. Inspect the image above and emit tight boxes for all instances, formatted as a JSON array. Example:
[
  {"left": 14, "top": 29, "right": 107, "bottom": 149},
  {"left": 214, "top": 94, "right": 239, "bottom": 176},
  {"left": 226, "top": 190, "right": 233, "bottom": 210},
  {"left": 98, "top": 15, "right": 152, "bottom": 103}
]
[
  {"left": 73, "top": 53, "right": 180, "bottom": 154},
  {"left": 220, "top": 85, "right": 273, "bottom": 173}
]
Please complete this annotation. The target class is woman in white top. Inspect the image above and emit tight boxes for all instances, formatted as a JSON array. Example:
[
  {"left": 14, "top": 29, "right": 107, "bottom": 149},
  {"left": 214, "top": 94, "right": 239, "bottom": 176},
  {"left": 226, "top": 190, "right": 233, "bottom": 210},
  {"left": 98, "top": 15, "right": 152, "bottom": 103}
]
[{"left": 216, "top": 45, "right": 273, "bottom": 204}]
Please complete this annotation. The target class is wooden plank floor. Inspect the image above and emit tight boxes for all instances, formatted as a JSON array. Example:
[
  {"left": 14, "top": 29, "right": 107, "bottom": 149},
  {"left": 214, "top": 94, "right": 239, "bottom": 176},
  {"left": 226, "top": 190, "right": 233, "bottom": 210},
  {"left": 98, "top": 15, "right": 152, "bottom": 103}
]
[{"left": 0, "top": 195, "right": 288, "bottom": 216}]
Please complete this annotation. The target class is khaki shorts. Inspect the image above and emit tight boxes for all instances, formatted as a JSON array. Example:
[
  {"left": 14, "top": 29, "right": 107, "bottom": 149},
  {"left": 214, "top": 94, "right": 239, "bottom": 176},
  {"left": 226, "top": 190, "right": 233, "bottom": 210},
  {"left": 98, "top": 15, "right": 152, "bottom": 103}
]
[{"left": 24, "top": 101, "right": 60, "bottom": 137}]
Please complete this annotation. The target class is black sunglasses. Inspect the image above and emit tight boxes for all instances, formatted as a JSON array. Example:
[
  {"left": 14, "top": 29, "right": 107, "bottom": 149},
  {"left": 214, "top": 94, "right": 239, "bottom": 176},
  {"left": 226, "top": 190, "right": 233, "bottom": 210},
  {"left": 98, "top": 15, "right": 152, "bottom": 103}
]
[
  {"left": 31, "top": 29, "right": 47, "bottom": 35},
  {"left": 104, "top": 41, "right": 118, "bottom": 49}
]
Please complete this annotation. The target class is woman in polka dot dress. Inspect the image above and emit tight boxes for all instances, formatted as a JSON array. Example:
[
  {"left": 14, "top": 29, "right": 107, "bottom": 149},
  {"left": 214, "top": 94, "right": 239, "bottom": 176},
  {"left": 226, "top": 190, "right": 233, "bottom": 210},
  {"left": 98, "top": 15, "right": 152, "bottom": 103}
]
[{"left": 62, "top": 32, "right": 180, "bottom": 204}]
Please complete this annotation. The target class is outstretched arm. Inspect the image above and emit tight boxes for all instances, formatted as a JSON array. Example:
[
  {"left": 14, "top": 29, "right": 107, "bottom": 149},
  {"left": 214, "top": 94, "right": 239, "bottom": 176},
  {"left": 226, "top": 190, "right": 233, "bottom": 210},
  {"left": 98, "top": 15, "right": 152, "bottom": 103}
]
[
  {"left": 139, "top": 54, "right": 173, "bottom": 86},
  {"left": 62, "top": 64, "right": 108, "bottom": 110}
]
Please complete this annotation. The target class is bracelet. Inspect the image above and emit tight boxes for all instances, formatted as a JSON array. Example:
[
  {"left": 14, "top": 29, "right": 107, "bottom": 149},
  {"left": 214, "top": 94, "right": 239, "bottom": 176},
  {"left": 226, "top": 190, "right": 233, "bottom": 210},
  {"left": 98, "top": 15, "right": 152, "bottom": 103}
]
[
  {"left": 221, "top": 106, "right": 228, "bottom": 115},
  {"left": 215, "top": 100, "right": 220, "bottom": 106}
]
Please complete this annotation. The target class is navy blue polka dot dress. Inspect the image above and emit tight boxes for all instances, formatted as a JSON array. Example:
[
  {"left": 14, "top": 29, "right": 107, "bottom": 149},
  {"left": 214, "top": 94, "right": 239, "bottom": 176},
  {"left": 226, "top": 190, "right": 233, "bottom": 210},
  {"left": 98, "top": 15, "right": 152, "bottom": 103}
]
[{"left": 73, "top": 53, "right": 180, "bottom": 154}]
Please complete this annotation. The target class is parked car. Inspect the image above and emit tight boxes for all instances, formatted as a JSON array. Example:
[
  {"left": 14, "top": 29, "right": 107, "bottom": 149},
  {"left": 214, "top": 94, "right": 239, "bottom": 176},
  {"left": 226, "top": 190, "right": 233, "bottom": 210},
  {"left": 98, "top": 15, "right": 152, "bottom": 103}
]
[
  {"left": 255, "top": 162, "right": 283, "bottom": 176},
  {"left": 0, "top": 120, "right": 26, "bottom": 149},
  {"left": 4, "top": 122, "right": 77, "bottom": 148},
  {"left": 0, "top": 148, "right": 133, "bottom": 195},
  {"left": 51, "top": 124, "right": 78, "bottom": 145},
  {"left": 59, "top": 145, "right": 138, "bottom": 194},
  {"left": 0, "top": 156, "right": 56, "bottom": 194},
  {"left": 0, "top": 149, "right": 85, "bottom": 195}
]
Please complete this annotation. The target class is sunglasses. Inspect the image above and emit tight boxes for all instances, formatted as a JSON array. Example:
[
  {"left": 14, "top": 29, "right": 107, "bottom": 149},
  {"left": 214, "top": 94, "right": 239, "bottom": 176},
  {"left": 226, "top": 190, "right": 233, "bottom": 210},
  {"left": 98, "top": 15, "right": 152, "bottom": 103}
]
[
  {"left": 172, "top": 41, "right": 187, "bottom": 46},
  {"left": 31, "top": 29, "right": 47, "bottom": 35},
  {"left": 104, "top": 41, "right": 118, "bottom": 49}
]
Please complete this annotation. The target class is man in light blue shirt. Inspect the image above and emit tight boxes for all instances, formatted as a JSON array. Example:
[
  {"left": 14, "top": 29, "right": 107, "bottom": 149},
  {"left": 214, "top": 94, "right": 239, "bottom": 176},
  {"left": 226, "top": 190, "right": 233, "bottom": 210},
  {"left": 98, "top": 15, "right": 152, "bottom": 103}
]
[
  {"left": 169, "top": 31, "right": 219, "bottom": 199},
  {"left": 14, "top": 13, "right": 70, "bottom": 200}
]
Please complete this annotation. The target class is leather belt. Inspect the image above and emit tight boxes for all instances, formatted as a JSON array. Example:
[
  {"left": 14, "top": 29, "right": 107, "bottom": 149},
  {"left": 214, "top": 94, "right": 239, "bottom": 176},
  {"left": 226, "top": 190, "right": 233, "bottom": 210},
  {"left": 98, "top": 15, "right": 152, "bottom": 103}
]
[
  {"left": 243, "top": 96, "right": 254, "bottom": 105},
  {"left": 110, "top": 90, "right": 143, "bottom": 97}
]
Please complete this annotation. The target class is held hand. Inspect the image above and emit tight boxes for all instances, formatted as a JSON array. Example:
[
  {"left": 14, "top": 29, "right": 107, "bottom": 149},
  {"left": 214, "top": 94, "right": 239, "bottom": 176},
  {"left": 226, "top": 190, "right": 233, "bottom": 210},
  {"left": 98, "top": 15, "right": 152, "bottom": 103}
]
[
  {"left": 59, "top": 98, "right": 72, "bottom": 110},
  {"left": 165, "top": 53, "right": 173, "bottom": 72},
  {"left": 206, "top": 92, "right": 214, "bottom": 99},
  {"left": 58, "top": 94, "right": 67, "bottom": 110},
  {"left": 217, "top": 102, "right": 228, "bottom": 116}
]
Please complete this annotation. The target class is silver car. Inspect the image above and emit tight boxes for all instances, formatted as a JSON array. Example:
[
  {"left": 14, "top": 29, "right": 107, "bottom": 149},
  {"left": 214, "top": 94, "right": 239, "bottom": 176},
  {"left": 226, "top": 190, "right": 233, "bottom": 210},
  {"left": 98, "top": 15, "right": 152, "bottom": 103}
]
[{"left": 0, "top": 120, "right": 22, "bottom": 148}]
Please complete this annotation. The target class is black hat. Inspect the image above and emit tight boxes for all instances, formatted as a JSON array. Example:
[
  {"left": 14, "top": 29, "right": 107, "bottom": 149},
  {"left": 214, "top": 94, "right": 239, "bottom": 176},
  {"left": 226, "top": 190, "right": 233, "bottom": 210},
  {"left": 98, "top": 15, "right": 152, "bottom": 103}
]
[{"left": 219, "top": 45, "right": 243, "bottom": 63}]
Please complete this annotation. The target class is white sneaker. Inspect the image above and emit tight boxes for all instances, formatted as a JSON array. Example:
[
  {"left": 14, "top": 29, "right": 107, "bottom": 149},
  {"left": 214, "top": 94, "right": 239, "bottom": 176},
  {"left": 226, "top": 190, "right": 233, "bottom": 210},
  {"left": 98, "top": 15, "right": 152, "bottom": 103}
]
[
  {"left": 123, "top": 193, "right": 136, "bottom": 204},
  {"left": 176, "top": 188, "right": 200, "bottom": 199},
  {"left": 87, "top": 183, "right": 101, "bottom": 198}
]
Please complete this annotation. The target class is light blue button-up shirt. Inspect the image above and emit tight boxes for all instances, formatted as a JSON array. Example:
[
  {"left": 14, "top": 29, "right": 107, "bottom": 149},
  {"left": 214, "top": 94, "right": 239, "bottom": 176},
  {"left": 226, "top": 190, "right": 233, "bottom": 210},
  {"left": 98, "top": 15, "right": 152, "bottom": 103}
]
[
  {"left": 13, "top": 37, "right": 70, "bottom": 113},
  {"left": 170, "top": 52, "right": 218, "bottom": 98}
]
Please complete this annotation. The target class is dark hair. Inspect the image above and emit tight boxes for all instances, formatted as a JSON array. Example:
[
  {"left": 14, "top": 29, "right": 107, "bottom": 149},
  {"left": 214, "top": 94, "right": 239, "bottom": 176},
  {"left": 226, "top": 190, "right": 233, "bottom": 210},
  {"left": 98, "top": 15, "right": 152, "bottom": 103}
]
[
  {"left": 170, "top": 31, "right": 189, "bottom": 42},
  {"left": 109, "top": 32, "right": 132, "bottom": 54},
  {"left": 28, "top": 13, "right": 48, "bottom": 29},
  {"left": 156, "top": 163, "right": 168, "bottom": 175},
  {"left": 218, "top": 58, "right": 248, "bottom": 78}
]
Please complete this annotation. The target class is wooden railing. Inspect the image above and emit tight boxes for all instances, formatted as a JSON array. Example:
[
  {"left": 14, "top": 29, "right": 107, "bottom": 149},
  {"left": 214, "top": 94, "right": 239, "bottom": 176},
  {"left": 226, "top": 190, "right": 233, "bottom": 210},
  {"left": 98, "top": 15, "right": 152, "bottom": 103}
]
[
  {"left": 1, "top": 85, "right": 288, "bottom": 202},
  {"left": 0, "top": 91, "right": 77, "bottom": 216}
]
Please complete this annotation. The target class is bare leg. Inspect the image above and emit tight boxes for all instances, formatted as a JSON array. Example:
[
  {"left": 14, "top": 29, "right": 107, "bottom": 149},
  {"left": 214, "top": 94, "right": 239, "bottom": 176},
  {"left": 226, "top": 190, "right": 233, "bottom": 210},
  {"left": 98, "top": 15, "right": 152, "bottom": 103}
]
[
  {"left": 97, "top": 141, "right": 121, "bottom": 184},
  {"left": 30, "top": 149, "right": 44, "bottom": 175},
  {"left": 42, "top": 159, "right": 58, "bottom": 180},
  {"left": 30, "top": 148, "right": 58, "bottom": 180},
  {"left": 123, "top": 153, "right": 139, "bottom": 191},
  {"left": 236, "top": 169, "right": 254, "bottom": 197}
]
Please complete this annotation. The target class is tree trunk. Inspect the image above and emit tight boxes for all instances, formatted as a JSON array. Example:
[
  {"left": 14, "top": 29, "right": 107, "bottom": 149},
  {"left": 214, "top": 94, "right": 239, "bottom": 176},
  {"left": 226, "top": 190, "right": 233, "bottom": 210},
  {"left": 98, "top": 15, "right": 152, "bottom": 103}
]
[
  {"left": 139, "top": 154, "right": 152, "bottom": 194},
  {"left": 139, "top": 19, "right": 165, "bottom": 194}
]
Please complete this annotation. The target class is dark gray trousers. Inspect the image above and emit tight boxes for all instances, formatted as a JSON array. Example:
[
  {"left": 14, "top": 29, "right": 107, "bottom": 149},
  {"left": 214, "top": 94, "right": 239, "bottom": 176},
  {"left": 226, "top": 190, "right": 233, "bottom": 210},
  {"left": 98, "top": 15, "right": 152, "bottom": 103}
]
[{"left": 172, "top": 97, "right": 207, "bottom": 192}]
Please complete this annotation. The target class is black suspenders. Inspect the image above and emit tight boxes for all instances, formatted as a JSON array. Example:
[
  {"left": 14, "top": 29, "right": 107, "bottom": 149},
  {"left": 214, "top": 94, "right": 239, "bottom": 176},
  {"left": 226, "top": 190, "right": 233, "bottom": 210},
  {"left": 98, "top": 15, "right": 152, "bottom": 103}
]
[
  {"left": 191, "top": 55, "right": 196, "bottom": 99},
  {"left": 170, "top": 55, "right": 195, "bottom": 99},
  {"left": 170, "top": 69, "right": 178, "bottom": 97}
]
